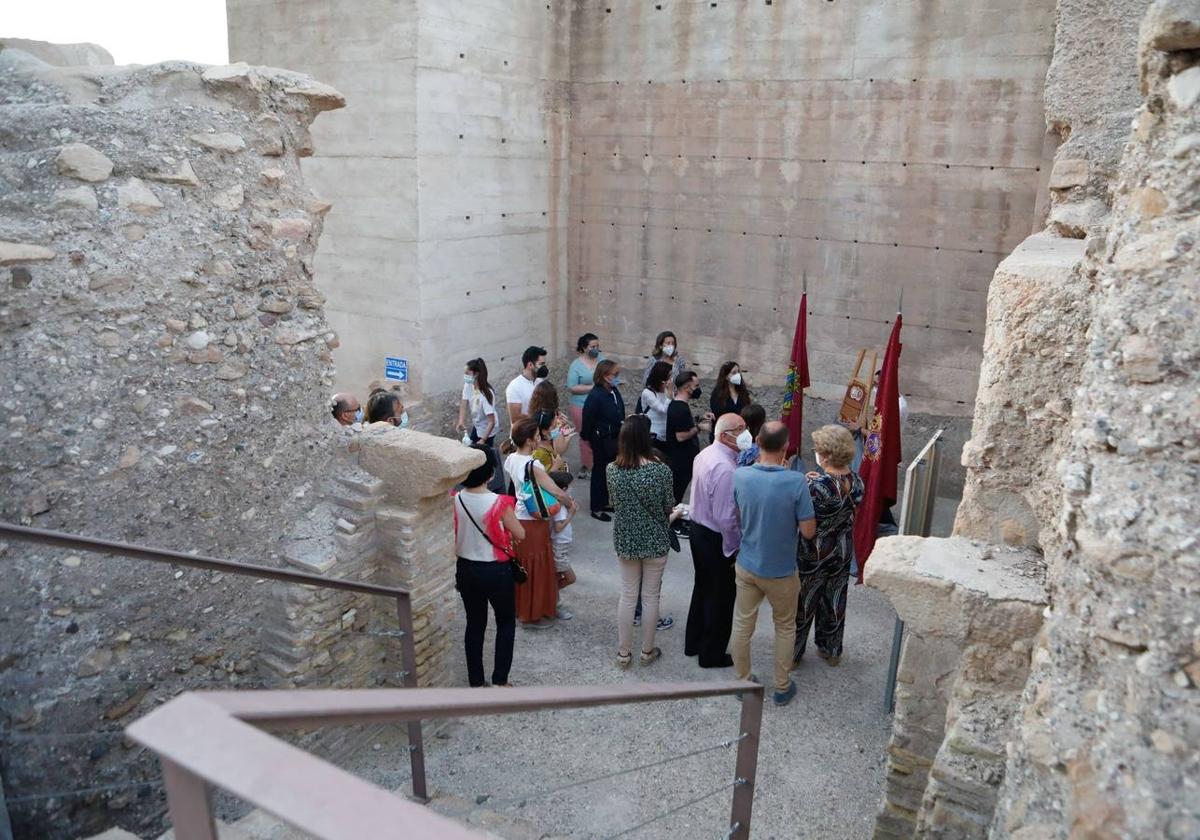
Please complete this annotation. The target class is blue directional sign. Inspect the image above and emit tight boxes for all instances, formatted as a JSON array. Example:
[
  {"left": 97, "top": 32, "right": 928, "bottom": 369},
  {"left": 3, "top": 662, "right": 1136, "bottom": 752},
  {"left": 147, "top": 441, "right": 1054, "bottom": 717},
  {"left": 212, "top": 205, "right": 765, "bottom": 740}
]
[{"left": 384, "top": 357, "right": 408, "bottom": 382}]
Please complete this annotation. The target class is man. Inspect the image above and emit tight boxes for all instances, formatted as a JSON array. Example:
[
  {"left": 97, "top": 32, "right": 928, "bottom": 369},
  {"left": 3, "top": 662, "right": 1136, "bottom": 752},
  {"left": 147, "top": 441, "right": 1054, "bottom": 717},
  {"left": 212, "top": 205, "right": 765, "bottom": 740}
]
[
  {"left": 506, "top": 345, "right": 548, "bottom": 425},
  {"left": 684, "top": 412, "right": 746, "bottom": 668},
  {"left": 730, "top": 421, "right": 816, "bottom": 706},
  {"left": 330, "top": 393, "right": 361, "bottom": 427},
  {"left": 663, "top": 371, "right": 712, "bottom": 507},
  {"left": 366, "top": 389, "right": 407, "bottom": 427}
]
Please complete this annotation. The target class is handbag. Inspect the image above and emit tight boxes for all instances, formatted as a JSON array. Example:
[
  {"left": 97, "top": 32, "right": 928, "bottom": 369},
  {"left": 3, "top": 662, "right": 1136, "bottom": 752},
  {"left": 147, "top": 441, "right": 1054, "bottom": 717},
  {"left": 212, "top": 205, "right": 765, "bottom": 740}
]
[
  {"left": 522, "top": 460, "right": 562, "bottom": 520},
  {"left": 630, "top": 470, "right": 681, "bottom": 553},
  {"left": 457, "top": 495, "right": 527, "bottom": 584}
]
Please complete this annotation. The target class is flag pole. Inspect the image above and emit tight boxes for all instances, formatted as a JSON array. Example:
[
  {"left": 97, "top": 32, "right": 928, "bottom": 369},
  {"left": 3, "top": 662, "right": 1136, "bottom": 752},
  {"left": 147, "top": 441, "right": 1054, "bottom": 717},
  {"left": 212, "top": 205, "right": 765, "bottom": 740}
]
[
  {"left": 803, "top": 271, "right": 808, "bottom": 295},
  {"left": 897, "top": 287, "right": 903, "bottom": 316}
]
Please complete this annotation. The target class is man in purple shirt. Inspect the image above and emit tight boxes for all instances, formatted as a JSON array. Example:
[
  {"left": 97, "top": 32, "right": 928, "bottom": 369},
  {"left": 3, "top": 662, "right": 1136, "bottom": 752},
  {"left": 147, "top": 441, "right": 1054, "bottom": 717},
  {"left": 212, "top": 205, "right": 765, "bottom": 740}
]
[{"left": 684, "top": 412, "right": 747, "bottom": 668}]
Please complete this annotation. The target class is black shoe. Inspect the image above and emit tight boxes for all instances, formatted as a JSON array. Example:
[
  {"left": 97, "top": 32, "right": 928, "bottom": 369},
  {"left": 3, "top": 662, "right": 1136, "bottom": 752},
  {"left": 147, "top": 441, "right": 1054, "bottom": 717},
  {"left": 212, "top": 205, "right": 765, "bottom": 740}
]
[
  {"left": 590, "top": 511, "right": 612, "bottom": 522},
  {"left": 699, "top": 654, "right": 734, "bottom": 669}
]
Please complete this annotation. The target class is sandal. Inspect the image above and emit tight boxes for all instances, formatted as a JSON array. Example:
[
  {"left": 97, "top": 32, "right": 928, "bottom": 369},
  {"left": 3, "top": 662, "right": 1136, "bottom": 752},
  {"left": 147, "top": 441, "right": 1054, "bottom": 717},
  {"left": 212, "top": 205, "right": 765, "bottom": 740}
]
[
  {"left": 616, "top": 651, "right": 632, "bottom": 670},
  {"left": 639, "top": 647, "right": 662, "bottom": 666}
]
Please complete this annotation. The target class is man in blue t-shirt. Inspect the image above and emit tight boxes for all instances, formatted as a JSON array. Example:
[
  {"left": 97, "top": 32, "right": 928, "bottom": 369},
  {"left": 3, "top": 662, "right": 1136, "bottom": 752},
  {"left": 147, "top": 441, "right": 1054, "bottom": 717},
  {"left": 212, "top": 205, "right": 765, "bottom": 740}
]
[{"left": 731, "top": 421, "right": 816, "bottom": 706}]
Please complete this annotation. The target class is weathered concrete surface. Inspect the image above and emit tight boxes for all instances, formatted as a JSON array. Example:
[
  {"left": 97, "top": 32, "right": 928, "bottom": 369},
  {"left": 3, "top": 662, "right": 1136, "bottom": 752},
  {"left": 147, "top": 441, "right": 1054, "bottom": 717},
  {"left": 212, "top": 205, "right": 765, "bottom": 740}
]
[
  {"left": 0, "top": 46, "right": 341, "bottom": 839},
  {"left": 227, "top": 0, "right": 572, "bottom": 401},
  {"left": 567, "top": 0, "right": 1058, "bottom": 417}
]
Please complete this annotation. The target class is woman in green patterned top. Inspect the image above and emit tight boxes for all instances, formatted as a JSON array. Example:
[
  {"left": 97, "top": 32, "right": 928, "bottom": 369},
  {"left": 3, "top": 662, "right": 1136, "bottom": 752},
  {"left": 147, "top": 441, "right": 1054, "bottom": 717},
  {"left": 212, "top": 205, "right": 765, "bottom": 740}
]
[{"left": 607, "top": 416, "right": 682, "bottom": 669}]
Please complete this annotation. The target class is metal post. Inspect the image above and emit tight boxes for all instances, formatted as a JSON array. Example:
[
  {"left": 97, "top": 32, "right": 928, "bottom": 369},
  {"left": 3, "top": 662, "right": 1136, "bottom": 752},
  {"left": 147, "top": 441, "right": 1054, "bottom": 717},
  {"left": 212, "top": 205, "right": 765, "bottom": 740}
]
[
  {"left": 728, "top": 689, "right": 763, "bottom": 840},
  {"left": 160, "top": 758, "right": 217, "bottom": 840},
  {"left": 884, "top": 617, "right": 905, "bottom": 714},
  {"left": 395, "top": 596, "right": 429, "bottom": 803}
]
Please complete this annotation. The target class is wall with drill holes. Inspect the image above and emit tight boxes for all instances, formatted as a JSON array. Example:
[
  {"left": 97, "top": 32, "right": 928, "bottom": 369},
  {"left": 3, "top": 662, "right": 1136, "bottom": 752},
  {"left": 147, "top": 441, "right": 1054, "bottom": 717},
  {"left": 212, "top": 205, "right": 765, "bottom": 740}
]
[
  {"left": 567, "top": 0, "right": 1058, "bottom": 416},
  {"left": 228, "top": 0, "right": 572, "bottom": 400},
  {"left": 230, "top": 0, "right": 1057, "bottom": 418}
]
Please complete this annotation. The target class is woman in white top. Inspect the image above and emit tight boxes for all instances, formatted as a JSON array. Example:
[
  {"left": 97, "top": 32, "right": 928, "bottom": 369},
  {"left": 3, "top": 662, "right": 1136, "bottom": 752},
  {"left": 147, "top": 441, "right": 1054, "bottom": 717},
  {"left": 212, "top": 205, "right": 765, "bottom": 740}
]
[
  {"left": 640, "top": 360, "right": 675, "bottom": 445},
  {"left": 453, "top": 445, "right": 526, "bottom": 687},
  {"left": 502, "top": 418, "right": 577, "bottom": 628},
  {"left": 457, "top": 358, "right": 504, "bottom": 493}
]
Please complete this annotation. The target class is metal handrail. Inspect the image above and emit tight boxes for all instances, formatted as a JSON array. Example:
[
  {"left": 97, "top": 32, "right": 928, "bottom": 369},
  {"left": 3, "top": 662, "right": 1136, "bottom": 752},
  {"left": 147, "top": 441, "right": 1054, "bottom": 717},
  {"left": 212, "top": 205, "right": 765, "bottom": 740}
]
[
  {"left": 127, "top": 682, "right": 765, "bottom": 840},
  {"left": 0, "top": 522, "right": 428, "bottom": 802}
]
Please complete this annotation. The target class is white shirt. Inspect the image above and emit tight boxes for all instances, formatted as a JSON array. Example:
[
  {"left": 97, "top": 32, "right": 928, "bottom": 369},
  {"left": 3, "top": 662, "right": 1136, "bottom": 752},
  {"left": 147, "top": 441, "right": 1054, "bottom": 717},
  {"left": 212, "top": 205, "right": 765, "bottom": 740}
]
[
  {"left": 505, "top": 374, "right": 543, "bottom": 417},
  {"left": 455, "top": 491, "right": 502, "bottom": 562},
  {"left": 640, "top": 388, "right": 671, "bottom": 440},
  {"left": 552, "top": 504, "right": 572, "bottom": 545},
  {"left": 503, "top": 452, "right": 546, "bottom": 521},
  {"left": 462, "top": 383, "right": 497, "bottom": 439}
]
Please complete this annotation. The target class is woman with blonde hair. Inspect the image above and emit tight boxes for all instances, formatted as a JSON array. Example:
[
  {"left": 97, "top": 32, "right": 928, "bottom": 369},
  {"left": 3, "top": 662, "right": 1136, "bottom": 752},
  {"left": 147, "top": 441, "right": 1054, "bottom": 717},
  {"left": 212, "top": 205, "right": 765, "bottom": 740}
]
[{"left": 794, "top": 424, "right": 864, "bottom": 667}]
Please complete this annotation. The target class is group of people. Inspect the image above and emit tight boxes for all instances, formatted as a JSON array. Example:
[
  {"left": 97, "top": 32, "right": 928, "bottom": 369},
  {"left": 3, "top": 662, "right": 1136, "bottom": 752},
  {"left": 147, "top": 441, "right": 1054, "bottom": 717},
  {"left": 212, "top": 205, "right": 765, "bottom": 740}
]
[{"left": 332, "top": 332, "right": 867, "bottom": 704}]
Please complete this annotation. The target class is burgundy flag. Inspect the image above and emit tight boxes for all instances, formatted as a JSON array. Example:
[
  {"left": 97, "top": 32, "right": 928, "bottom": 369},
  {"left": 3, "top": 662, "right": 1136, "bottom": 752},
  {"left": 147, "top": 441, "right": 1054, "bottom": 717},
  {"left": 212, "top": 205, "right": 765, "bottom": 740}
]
[
  {"left": 781, "top": 291, "right": 810, "bottom": 457},
  {"left": 853, "top": 314, "right": 903, "bottom": 581}
]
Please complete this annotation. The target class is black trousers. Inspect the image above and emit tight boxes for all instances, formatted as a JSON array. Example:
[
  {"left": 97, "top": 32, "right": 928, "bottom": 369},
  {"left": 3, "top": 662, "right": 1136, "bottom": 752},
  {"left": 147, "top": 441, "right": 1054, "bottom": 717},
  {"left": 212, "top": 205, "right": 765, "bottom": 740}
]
[
  {"left": 668, "top": 452, "right": 695, "bottom": 504},
  {"left": 455, "top": 558, "right": 516, "bottom": 687},
  {"left": 590, "top": 435, "right": 618, "bottom": 512},
  {"left": 684, "top": 522, "right": 736, "bottom": 667},
  {"left": 469, "top": 430, "right": 506, "bottom": 495}
]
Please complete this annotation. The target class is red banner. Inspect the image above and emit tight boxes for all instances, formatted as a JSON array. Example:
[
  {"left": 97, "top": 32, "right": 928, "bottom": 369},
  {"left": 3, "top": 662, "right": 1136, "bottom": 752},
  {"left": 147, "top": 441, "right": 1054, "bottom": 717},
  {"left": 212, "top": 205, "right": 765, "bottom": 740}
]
[
  {"left": 781, "top": 292, "right": 810, "bottom": 457},
  {"left": 852, "top": 314, "right": 903, "bottom": 581}
]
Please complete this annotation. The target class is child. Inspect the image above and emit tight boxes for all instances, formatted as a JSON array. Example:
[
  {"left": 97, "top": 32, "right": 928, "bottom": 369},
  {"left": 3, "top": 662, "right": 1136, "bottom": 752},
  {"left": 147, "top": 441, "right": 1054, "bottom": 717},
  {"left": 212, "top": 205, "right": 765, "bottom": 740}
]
[{"left": 550, "top": 472, "right": 578, "bottom": 620}]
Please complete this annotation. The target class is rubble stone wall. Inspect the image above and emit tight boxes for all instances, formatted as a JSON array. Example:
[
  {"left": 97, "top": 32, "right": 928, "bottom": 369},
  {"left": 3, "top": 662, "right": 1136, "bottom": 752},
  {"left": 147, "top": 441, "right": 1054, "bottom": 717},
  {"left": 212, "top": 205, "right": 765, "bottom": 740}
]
[
  {"left": 993, "top": 2, "right": 1200, "bottom": 835},
  {"left": 0, "top": 47, "right": 343, "bottom": 839}
]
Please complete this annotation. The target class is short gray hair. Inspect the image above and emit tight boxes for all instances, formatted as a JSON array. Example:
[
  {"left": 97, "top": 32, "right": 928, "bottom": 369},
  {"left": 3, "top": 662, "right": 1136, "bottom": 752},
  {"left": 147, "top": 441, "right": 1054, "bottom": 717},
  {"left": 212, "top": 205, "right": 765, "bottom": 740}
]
[{"left": 714, "top": 413, "right": 745, "bottom": 437}]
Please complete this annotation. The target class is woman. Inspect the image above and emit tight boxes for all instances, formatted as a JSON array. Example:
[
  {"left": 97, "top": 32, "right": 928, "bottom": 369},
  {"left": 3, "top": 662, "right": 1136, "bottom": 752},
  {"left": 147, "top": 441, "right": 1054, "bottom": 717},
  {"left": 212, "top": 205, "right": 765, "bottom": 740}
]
[
  {"left": 580, "top": 360, "right": 625, "bottom": 521},
  {"left": 710, "top": 361, "right": 751, "bottom": 420},
  {"left": 456, "top": 358, "right": 504, "bottom": 492},
  {"left": 502, "top": 419, "right": 577, "bottom": 628},
  {"left": 794, "top": 424, "right": 864, "bottom": 667},
  {"left": 528, "top": 381, "right": 575, "bottom": 471},
  {"left": 641, "top": 330, "right": 689, "bottom": 387},
  {"left": 607, "top": 416, "right": 680, "bottom": 668},
  {"left": 566, "top": 333, "right": 602, "bottom": 479},
  {"left": 453, "top": 445, "right": 526, "bottom": 687},
  {"left": 736, "top": 403, "right": 767, "bottom": 467},
  {"left": 639, "top": 361, "right": 674, "bottom": 447}
]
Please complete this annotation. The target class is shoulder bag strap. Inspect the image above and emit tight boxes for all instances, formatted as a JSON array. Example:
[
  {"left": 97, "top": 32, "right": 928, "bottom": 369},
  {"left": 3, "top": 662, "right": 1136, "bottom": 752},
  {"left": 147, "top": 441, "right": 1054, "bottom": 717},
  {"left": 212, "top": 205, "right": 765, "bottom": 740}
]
[
  {"left": 525, "top": 460, "right": 551, "bottom": 519},
  {"left": 457, "top": 495, "right": 514, "bottom": 560}
]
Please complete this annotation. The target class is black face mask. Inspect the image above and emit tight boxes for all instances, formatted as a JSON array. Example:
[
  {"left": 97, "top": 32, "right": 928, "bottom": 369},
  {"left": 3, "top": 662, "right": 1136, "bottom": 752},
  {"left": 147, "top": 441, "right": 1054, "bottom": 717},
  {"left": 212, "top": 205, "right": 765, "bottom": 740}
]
[
  {"left": 535, "top": 364, "right": 549, "bottom": 379},
  {"left": 690, "top": 386, "right": 704, "bottom": 400}
]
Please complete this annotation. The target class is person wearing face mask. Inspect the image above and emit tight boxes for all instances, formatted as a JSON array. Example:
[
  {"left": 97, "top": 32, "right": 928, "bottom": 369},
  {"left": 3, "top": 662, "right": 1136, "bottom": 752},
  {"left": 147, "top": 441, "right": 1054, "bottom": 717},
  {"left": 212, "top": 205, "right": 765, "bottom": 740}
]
[
  {"left": 642, "top": 330, "right": 689, "bottom": 388},
  {"left": 366, "top": 389, "right": 409, "bottom": 427},
  {"left": 566, "top": 333, "right": 603, "bottom": 480},
  {"left": 527, "top": 381, "right": 576, "bottom": 469},
  {"left": 710, "top": 361, "right": 752, "bottom": 420},
  {"left": 663, "top": 371, "right": 712, "bottom": 506},
  {"left": 683, "top": 412, "right": 747, "bottom": 669},
  {"left": 580, "top": 360, "right": 626, "bottom": 521},
  {"left": 506, "top": 345, "right": 549, "bottom": 425},
  {"left": 794, "top": 424, "right": 864, "bottom": 667},
  {"left": 457, "top": 359, "right": 504, "bottom": 493},
  {"left": 330, "top": 393, "right": 362, "bottom": 427},
  {"left": 736, "top": 404, "right": 766, "bottom": 467}
]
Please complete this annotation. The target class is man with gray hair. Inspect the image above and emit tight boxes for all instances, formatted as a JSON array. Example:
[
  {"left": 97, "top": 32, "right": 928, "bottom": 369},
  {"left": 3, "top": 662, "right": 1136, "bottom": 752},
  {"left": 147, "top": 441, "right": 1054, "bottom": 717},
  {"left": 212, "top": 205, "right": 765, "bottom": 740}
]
[
  {"left": 684, "top": 411, "right": 747, "bottom": 669},
  {"left": 330, "top": 393, "right": 361, "bottom": 427}
]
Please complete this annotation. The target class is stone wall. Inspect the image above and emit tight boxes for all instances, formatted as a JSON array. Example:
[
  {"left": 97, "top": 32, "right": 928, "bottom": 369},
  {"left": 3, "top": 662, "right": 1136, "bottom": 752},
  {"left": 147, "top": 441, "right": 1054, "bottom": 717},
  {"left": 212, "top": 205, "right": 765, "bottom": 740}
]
[
  {"left": 993, "top": 2, "right": 1200, "bottom": 835},
  {"left": 0, "top": 46, "right": 343, "bottom": 838},
  {"left": 867, "top": 2, "right": 1200, "bottom": 838}
]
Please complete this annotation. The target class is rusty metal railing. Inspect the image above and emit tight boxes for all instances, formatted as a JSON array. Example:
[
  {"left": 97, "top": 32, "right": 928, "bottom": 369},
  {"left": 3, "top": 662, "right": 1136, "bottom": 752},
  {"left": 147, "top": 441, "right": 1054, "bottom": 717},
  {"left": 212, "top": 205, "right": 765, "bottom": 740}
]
[
  {"left": 126, "top": 681, "right": 764, "bottom": 840},
  {"left": 0, "top": 522, "right": 428, "bottom": 803}
]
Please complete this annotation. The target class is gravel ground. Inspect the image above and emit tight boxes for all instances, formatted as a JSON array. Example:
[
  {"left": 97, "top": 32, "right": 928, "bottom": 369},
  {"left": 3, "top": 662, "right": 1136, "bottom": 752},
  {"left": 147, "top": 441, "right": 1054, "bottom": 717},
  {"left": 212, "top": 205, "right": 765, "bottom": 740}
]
[{"left": 344, "top": 475, "right": 964, "bottom": 839}]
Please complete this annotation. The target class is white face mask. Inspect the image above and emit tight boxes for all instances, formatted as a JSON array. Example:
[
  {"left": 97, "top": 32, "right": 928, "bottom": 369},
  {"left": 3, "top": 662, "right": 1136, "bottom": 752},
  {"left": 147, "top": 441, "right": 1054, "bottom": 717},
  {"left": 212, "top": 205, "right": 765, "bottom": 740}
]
[
  {"left": 399, "top": 411, "right": 410, "bottom": 429},
  {"left": 662, "top": 344, "right": 675, "bottom": 357},
  {"left": 735, "top": 429, "right": 754, "bottom": 451},
  {"left": 729, "top": 372, "right": 743, "bottom": 386},
  {"left": 463, "top": 373, "right": 474, "bottom": 385}
]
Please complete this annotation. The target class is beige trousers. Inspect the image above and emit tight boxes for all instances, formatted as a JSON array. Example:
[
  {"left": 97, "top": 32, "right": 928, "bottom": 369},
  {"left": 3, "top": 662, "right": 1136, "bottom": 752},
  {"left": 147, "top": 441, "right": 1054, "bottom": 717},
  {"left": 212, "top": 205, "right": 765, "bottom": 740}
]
[
  {"left": 730, "top": 564, "right": 800, "bottom": 692},
  {"left": 617, "top": 555, "right": 668, "bottom": 655}
]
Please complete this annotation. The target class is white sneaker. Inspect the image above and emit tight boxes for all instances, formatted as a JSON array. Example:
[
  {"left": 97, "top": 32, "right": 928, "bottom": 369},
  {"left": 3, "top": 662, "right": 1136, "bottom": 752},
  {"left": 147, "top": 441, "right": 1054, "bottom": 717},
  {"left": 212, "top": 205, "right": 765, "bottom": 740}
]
[{"left": 556, "top": 608, "right": 574, "bottom": 620}]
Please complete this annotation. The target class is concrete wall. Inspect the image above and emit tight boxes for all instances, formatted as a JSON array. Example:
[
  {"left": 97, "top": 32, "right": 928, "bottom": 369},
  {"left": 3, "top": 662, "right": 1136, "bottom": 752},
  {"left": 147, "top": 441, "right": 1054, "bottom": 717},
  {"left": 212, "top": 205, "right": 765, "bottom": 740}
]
[
  {"left": 566, "top": 0, "right": 1058, "bottom": 416},
  {"left": 228, "top": 0, "right": 572, "bottom": 401}
]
